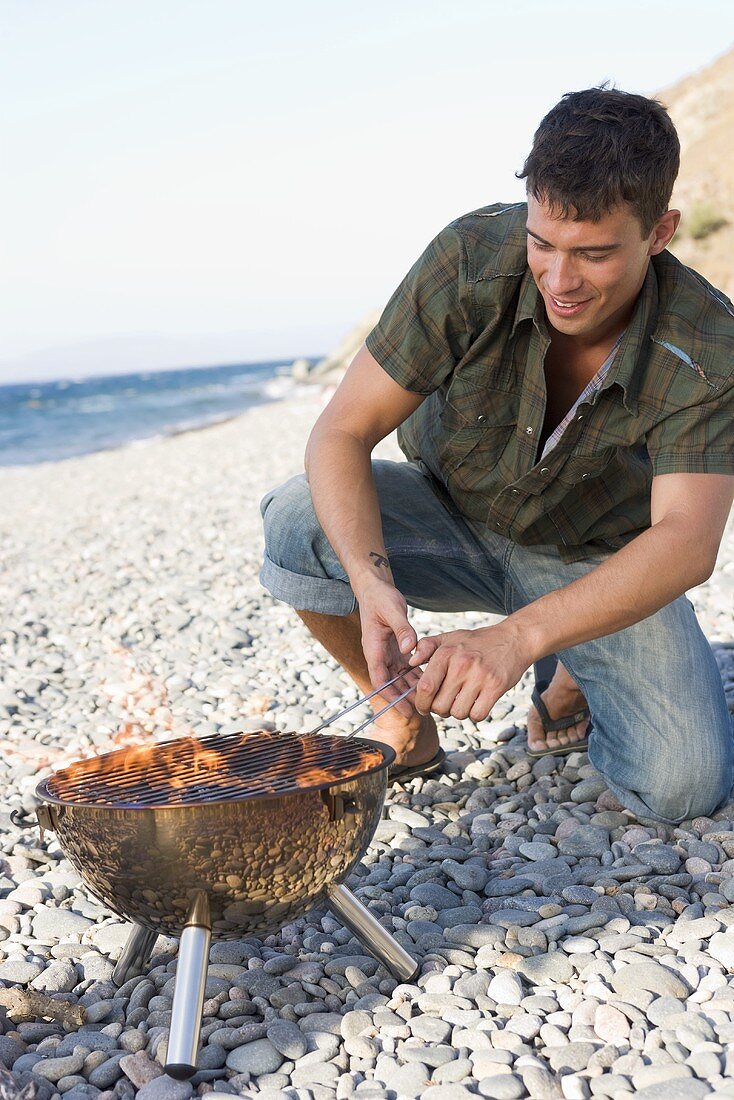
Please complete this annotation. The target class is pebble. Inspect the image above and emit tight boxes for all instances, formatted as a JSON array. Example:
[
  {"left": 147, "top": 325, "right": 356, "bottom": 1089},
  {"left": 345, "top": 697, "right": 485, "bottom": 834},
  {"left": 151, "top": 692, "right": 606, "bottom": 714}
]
[
  {"left": 119, "top": 1052, "right": 163, "bottom": 1088},
  {"left": 557, "top": 825, "right": 611, "bottom": 857},
  {"left": 225, "top": 1038, "right": 284, "bottom": 1075},
  {"left": 31, "top": 909, "right": 94, "bottom": 939},
  {"left": 136, "top": 1079, "right": 193, "bottom": 1100},
  {"left": 611, "top": 961, "right": 689, "bottom": 998},
  {"left": 476, "top": 1076, "right": 525, "bottom": 1099},
  {"left": 516, "top": 953, "right": 575, "bottom": 985},
  {"left": 487, "top": 971, "right": 524, "bottom": 1005},
  {"left": 266, "top": 1018, "right": 308, "bottom": 1059}
]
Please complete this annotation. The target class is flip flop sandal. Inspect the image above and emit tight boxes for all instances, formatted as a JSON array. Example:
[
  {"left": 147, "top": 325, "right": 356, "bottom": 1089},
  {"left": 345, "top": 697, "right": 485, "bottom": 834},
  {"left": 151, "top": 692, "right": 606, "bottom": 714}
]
[
  {"left": 526, "top": 679, "right": 590, "bottom": 759},
  {"left": 388, "top": 747, "right": 446, "bottom": 783}
]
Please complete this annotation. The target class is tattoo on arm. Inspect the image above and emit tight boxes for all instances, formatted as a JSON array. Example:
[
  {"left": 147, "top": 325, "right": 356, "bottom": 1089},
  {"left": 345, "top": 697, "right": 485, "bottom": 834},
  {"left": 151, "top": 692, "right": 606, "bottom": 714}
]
[{"left": 369, "top": 551, "right": 390, "bottom": 572}]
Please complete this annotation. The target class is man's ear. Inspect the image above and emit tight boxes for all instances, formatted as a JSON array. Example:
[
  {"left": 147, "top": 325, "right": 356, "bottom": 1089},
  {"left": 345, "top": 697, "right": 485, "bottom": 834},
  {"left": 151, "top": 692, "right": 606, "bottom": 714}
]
[{"left": 648, "top": 209, "right": 681, "bottom": 255}]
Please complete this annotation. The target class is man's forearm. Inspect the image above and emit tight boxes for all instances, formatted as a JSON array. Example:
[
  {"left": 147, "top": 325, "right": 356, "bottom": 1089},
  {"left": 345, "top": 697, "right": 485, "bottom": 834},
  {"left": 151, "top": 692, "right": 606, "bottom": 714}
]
[
  {"left": 304, "top": 426, "right": 393, "bottom": 597},
  {"left": 508, "top": 517, "right": 714, "bottom": 664}
]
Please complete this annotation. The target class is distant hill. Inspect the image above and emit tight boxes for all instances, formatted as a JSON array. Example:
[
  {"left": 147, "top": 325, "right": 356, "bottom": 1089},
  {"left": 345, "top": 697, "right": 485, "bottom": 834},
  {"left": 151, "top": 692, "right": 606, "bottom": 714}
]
[{"left": 663, "top": 45, "right": 734, "bottom": 299}]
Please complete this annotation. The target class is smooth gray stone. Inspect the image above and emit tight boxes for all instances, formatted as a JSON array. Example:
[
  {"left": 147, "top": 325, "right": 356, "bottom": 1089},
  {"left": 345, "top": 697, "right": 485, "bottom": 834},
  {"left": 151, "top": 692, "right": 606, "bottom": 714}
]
[
  {"left": 557, "top": 825, "right": 611, "bottom": 857},
  {"left": 686, "top": 840, "right": 720, "bottom": 863},
  {"left": 54, "top": 1034, "right": 119, "bottom": 1057},
  {"left": 454, "top": 971, "right": 491, "bottom": 1000},
  {"left": 0, "top": 959, "right": 45, "bottom": 983},
  {"left": 31, "top": 959, "right": 79, "bottom": 993},
  {"left": 299, "top": 1012, "right": 344, "bottom": 1034},
  {"left": 33, "top": 1047, "right": 89, "bottom": 1083},
  {"left": 436, "top": 905, "right": 483, "bottom": 929},
  {"left": 442, "top": 859, "right": 490, "bottom": 892},
  {"left": 266, "top": 1019, "right": 308, "bottom": 1059},
  {"left": 31, "top": 909, "right": 94, "bottom": 940},
  {"left": 490, "top": 910, "right": 541, "bottom": 927},
  {"left": 484, "top": 877, "right": 535, "bottom": 897},
  {"left": 547, "top": 1041, "right": 599, "bottom": 1071},
  {"left": 135, "top": 1079, "right": 194, "bottom": 1100},
  {"left": 88, "top": 1052, "right": 126, "bottom": 1088},
  {"left": 611, "top": 961, "right": 689, "bottom": 998},
  {"left": 399, "top": 1043, "right": 456, "bottom": 1068},
  {"left": 410, "top": 883, "right": 462, "bottom": 909},
  {"left": 225, "top": 1038, "right": 284, "bottom": 1075},
  {"left": 571, "top": 777, "right": 608, "bottom": 803},
  {"left": 633, "top": 843, "right": 681, "bottom": 874},
  {"left": 633, "top": 1081, "right": 710, "bottom": 1099},
  {"left": 516, "top": 952, "right": 574, "bottom": 985},
  {"left": 476, "top": 1076, "right": 525, "bottom": 1100},
  {"left": 0, "top": 1036, "right": 26, "bottom": 1067},
  {"left": 445, "top": 925, "right": 504, "bottom": 948},
  {"left": 562, "top": 885, "right": 600, "bottom": 905},
  {"left": 12, "top": 1054, "right": 43, "bottom": 1075}
]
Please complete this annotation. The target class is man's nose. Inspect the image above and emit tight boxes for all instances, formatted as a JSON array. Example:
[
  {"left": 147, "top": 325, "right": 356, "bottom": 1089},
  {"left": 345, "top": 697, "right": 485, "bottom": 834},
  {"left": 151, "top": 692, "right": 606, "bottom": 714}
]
[{"left": 547, "top": 254, "right": 583, "bottom": 294}]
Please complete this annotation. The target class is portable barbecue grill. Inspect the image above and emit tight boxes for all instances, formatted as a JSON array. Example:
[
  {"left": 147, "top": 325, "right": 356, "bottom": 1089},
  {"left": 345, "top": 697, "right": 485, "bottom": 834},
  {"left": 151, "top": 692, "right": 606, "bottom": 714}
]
[{"left": 35, "top": 685, "right": 421, "bottom": 1080}]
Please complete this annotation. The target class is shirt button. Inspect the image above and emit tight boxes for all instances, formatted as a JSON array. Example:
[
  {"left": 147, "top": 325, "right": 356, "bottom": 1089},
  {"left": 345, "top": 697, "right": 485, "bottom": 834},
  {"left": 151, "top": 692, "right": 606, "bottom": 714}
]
[
  {"left": 540, "top": 467, "right": 550, "bottom": 475},
  {"left": 577, "top": 414, "right": 584, "bottom": 421},
  {"left": 581, "top": 473, "right": 590, "bottom": 480},
  {"left": 476, "top": 414, "right": 486, "bottom": 423},
  {"left": 495, "top": 521, "right": 502, "bottom": 529},
  {"left": 525, "top": 426, "right": 534, "bottom": 435},
  {"left": 511, "top": 488, "right": 520, "bottom": 495}
]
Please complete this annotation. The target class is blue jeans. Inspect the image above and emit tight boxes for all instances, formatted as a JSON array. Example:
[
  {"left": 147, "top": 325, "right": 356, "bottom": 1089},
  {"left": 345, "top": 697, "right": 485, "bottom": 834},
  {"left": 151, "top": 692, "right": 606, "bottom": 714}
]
[{"left": 260, "top": 460, "right": 734, "bottom": 824}]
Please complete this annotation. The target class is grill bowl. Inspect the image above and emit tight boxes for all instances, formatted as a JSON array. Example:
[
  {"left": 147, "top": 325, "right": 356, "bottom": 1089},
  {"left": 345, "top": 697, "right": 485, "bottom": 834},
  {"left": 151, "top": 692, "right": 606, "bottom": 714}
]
[{"left": 35, "top": 730, "right": 394, "bottom": 939}]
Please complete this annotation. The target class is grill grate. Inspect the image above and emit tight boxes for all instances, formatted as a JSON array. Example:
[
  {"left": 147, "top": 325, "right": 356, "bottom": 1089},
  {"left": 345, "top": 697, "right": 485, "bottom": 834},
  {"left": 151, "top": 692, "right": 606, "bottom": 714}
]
[{"left": 41, "top": 730, "right": 386, "bottom": 808}]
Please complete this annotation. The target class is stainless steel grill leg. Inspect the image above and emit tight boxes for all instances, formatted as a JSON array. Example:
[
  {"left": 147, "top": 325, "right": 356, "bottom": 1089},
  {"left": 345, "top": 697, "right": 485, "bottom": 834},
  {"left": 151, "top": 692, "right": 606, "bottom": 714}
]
[
  {"left": 165, "top": 892, "right": 211, "bottom": 1080},
  {"left": 328, "top": 883, "right": 419, "bottom": 982},
  {"left": 112, "top": 923, "right": 158, "bottom": 986}
]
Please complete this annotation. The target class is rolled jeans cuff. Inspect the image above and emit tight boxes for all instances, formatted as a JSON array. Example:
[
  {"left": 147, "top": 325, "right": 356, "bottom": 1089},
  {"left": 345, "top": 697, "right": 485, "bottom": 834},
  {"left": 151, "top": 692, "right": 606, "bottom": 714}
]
[{"left": 259, "top": 554, "right": 357, "bottom": 616}]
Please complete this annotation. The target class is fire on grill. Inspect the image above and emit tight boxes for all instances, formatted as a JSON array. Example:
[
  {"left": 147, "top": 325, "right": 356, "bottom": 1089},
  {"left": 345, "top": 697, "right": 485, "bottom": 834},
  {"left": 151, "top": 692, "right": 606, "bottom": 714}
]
[{"left": 35, "top": 728, "right": 419, "bottom": 1080}]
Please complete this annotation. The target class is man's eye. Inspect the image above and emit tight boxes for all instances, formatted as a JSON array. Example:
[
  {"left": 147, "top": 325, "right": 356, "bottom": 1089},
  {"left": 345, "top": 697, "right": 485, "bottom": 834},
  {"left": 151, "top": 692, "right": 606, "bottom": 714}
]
[
  {"left": 532, "top": 240, "right": 552, "bottom": 251},
  {"left": 581, "top": 253, "right": 610, "bottom": 263}
]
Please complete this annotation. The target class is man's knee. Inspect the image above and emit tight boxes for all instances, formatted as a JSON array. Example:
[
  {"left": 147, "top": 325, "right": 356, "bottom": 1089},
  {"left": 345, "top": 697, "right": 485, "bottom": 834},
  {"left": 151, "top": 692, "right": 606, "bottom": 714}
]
[
  {"left": 625, "top": 735, "right": 733, "bottom": 824},
  {"left": 644, "top": 768, "right": 731, "bottom": 824},
  {"left": 259, "top": 476, "right": 355, "bottom": 615},
  {"left": 260, "top": 474, "right": 318, "bottom": 572}
]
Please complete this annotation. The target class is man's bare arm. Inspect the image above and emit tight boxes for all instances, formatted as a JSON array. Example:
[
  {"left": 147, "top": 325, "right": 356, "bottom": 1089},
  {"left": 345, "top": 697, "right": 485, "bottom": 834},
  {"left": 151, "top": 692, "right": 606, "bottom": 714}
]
[
  {"left": 411, "top": 472, "right": 734, "bottom": 719},
  {"left": 305, "top": 342, "right": 425, "bottom": 591},
  {"left": 304, "top": 342, "right": 426, "bottom": 681}
]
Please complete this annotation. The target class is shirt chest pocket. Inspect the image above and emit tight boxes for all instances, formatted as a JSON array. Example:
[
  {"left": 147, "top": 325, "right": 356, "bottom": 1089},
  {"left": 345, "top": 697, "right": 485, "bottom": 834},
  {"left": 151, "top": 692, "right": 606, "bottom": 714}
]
[
  {"left": 554, "top": 447, "right": 618, "bottom": 487},
  {"left": 437, "top": 386, "right": 519, "bottom": 475}
]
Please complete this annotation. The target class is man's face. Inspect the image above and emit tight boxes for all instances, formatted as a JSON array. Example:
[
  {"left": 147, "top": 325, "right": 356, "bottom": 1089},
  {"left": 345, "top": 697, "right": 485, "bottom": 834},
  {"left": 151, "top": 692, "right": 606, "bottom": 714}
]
[{"left": 526, "top": 194, "right": 675, "bottom": 344}]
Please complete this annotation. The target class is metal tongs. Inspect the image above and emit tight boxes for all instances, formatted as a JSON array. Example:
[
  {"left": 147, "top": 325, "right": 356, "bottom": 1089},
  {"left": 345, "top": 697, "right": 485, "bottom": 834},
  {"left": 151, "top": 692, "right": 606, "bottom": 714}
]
[{"left": 308, "top": 669, "right": 417, "bottom": 740}]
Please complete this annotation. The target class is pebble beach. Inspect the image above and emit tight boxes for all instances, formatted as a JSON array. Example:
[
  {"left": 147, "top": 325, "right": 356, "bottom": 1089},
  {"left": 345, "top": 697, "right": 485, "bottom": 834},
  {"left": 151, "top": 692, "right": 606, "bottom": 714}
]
[{"left": 1, "top": 388, "right": 734, "bottom": 1100}]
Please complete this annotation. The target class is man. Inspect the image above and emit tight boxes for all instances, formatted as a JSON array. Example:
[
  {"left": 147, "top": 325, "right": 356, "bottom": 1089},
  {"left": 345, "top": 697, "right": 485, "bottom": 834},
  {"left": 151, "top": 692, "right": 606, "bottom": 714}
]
[{"left": 260, "top": 88, "right": 734, "bottom": 824}]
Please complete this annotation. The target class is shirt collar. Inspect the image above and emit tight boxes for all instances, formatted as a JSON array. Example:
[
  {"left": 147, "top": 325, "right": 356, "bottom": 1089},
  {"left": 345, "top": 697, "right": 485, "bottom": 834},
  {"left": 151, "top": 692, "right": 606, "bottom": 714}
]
[
  {"left": 512, "top": 261, "right": 659, "bottom": 417},
  {"left": 600, "top": 262, "right": 659, "bottom": 416},
  {"left": 511, "top": 268, "right": 541, "bottom": 336}
]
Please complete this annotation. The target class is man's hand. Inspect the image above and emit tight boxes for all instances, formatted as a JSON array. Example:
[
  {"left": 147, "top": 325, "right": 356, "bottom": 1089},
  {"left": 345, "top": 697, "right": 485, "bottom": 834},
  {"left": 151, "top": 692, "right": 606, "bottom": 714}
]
[
  {"left": 408, "top": 622, "right": 533, "bottom": 721},
  {"left": 355, "top": 576, "right": 420, "bottom": 717}
]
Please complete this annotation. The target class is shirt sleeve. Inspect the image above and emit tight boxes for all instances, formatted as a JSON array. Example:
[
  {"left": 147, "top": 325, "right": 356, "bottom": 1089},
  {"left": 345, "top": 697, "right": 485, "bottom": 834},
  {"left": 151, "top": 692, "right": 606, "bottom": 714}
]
[
  {"left": 365, "top": 223, "right": 474, "bottom": 395},
  {"left": 646, "top": 377, "right": 734, "bottom": 475}
]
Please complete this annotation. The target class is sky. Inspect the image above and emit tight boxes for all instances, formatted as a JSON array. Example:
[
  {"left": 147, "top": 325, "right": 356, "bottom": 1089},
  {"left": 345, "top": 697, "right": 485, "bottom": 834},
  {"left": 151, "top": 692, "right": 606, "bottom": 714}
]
[{"left": 2, "top": 0, "right": 734, "bottom": 383}]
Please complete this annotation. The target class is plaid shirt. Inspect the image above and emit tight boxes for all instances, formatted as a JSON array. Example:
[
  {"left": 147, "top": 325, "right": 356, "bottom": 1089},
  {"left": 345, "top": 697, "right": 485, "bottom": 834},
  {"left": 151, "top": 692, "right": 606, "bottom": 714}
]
[{"left": 366, "top": 203, "right": 734, "bottom": 562}]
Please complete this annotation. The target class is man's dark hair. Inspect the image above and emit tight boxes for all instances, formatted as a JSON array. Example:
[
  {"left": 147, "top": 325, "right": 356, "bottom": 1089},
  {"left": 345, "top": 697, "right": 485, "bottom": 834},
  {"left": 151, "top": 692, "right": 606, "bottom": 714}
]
[{"left": 518, "top": 87, "right": 680, "bottom": 235}]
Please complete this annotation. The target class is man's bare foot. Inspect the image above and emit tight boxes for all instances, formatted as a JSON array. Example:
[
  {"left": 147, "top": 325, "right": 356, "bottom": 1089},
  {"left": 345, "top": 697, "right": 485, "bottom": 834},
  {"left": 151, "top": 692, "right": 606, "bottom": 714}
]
[
  {"left": 527, "top": 662, "right": 590, "bottom": 754},
  {"left": 363, "top": 709, "right": 440, "bottom": 767}
]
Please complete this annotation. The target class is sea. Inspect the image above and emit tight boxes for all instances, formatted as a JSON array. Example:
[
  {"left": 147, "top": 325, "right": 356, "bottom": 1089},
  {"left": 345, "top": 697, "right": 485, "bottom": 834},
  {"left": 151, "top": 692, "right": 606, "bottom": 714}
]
[{"left": 0, "top": 359, "right": 311, "bottom": 468}]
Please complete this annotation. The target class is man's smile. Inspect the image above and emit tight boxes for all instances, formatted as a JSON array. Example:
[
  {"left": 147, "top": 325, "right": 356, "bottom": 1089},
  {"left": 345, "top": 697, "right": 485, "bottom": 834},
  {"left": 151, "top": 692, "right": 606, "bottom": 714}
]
[{"left": 545, "top": 292, "right": 594, "bottom": 318}]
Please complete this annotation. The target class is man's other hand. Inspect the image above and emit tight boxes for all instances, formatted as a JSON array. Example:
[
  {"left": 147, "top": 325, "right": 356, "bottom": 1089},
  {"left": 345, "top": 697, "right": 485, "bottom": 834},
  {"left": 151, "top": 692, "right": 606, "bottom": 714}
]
[
  {"left": 356, "top": 576, "right": 420, "bottom": 717},
  {"left": 408, "top": 624, "right": 532, "bottom": 721}
]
